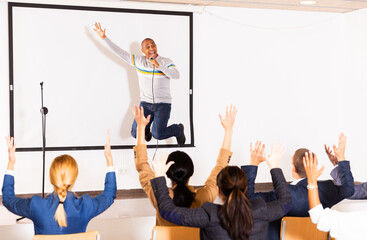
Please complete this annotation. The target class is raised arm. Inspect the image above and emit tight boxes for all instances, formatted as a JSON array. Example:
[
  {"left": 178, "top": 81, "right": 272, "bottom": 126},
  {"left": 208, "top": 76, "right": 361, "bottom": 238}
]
[
  {"left": 104, "top": 130, "right": 114, "bottom": 167},
  {"left": 324, "top": 144, "right": 338, "bottom": 167},
  {"left": 327, "top": 133, "right": 354, "bottom": 199},
  {"left": 242, "top": 142, "right": 285, "bottom": 202},
  {"left": 219, "top": 105, "right": 236, "bottom": 150},
  {"left": 243, "top": 141, "right": 266, "bottom": 199},
  {"left": 350, "top": 183, "right": 367, "bottom": 199},
  {"left": 2, "top": 136, "right": 32, "bottom": 219},
  {"left": 93, "top": 22, "right": 134, "bottom": 65},
  {"left": 262, "top": 142, "right": 292, "bottom": 220},
  {"left": 133, "top": 105, "right": 151, "bottom": 146},
  {"left": 131, "top": 106, "right": 158, "bottom": 206},
  {"left": 195, "top": 105, "right": 235, "bottom": 203},
  {"left": 303, "top": 152, "right": 335, "bottom": 232},
  {"left": 88, "top": 130, "right": 117, "bottom": 218},
  {"left": 263, "top": 168, "right": 292, "bottom": 221},
  {"left": 330, "top": 164, "right": 366, "bottom": 199},
  {"left": 150, "top": 153, "right": 211, "bottom": 227},
  {"left": 304, "top": 152, "right": 324, "bottom": 210}
]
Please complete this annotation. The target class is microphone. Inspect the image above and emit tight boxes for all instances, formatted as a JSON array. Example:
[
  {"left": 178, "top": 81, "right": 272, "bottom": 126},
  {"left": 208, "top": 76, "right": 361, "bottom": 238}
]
[
  {"left": 149, "top": 57, "right": 156, "bottom": 69},
  {"left": 40, "top": 107, "right": 48, "bottom": 115}
]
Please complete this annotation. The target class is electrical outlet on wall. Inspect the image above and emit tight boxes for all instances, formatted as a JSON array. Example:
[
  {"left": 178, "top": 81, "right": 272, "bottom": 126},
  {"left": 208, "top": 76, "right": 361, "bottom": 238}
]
[{"left": 117, "top": 167, "right": 128, "bottom": 174}]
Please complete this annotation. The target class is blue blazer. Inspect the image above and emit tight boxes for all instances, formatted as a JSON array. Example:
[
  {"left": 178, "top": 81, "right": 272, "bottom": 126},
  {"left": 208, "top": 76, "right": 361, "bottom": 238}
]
[
  {"left": 242, "top": 161, "right": 354, "bottom": 240},
  {"left": 331, "top": 165, "right": 367, "bottom": 199},
  {"left": 2, "top": 172, "right": 116, "bottom": 235}
]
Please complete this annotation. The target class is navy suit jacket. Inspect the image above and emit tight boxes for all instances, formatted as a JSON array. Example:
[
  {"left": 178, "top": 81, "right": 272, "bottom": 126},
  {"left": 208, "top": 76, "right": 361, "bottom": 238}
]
[
  {"left": 242, "top": 161, "right": 354, "bottom": 240},
  {"left": 151, "top": 168, "right": 292, "bottom": 240},
  {"left": 2, "top": 172, "right": 116, "bottom": 235},
  {"left": 331, "top": 165, "right": 367, "bottom": 199}
]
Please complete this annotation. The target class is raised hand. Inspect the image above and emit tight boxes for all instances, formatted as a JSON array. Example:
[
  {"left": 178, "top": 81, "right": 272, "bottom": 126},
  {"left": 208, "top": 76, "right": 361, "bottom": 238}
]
[
  {"left": 250, "top": 141, "right": 266, "bottom": 166},
  {"left": 132, "top": 105, "right": 151, "bottom": 127},
  {"left": 5, "top": 136, "right": 16, "bottom": 170},
  {"left": 324, "top": 144, "right": 338, "bottom": 166},
  {"left": 333, "top": 133, "right": 347, "bottom": 162},
  {"left": 265, "top": 142, "right": 285, "bottom": 169},
  {"left": 104, "top": 130, "right": 113, "bottom": 167},
  {"left": 152, "top": 152, "right": 175, "bottom": 178},
  {"left": 219, "top": 105, "right": 237, "bottom": 131},
  {"left": 303, "top": 152, "right": 324, "bottom": 183},
  {"left": 303, "top": 152, "right": 324, "bottom": 209},
  {"left": 93, "top": 22, "right": 106, "bottom": 40}
]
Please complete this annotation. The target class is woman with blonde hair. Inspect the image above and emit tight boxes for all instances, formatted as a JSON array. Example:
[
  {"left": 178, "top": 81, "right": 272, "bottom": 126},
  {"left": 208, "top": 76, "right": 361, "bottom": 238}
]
[{"left": 2, "top": 132, "right": 116, "bottom": 235}]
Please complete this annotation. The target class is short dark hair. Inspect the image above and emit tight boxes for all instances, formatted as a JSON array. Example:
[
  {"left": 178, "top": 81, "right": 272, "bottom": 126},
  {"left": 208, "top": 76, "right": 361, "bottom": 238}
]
[
  {"left": 292, "top": 148, "right": 310, "bottom": 178},
  {"left": 141, "top": 38, "right": 155, "bottom": 47}
]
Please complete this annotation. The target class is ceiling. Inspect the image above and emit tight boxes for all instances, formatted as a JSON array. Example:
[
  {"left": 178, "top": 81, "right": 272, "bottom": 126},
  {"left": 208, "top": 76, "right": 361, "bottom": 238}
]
[{"left": 131, "top": 0, "right": 367, "bottom": 13}]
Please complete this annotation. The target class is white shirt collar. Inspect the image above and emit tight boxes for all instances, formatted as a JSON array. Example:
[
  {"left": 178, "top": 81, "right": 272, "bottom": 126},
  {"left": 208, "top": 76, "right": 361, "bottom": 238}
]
[{"left": 291, "top": 178, "right": 305, "bottom": 185}]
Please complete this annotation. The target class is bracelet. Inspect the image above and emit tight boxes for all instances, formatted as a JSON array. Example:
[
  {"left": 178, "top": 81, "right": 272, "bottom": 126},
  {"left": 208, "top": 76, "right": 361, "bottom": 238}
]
[{"left": 307, "top": 183, "right": 318, "bottom": 190}]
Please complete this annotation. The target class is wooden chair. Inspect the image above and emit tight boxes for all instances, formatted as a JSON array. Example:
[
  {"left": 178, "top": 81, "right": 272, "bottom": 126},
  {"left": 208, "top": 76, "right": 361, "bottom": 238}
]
[
  {"left": 32, "top": 231, "right": 100, "bottom": 240},
  {"left": 280, "top": 217, "right": 328, "bottom": 240},
  {"left": 151, "top": 226, "right": 200, "bottom": 240}
]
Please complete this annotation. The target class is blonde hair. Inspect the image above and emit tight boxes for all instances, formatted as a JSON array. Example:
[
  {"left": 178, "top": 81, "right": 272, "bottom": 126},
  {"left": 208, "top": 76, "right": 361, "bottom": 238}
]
[{"left": 49, "top": 154, "right": 78, "bottom": 227}]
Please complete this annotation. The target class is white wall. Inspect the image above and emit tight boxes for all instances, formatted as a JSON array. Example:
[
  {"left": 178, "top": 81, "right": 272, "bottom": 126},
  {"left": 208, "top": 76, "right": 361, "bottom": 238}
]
[{"left": 1, "top": 0, "right": 367, "bottom": 198}]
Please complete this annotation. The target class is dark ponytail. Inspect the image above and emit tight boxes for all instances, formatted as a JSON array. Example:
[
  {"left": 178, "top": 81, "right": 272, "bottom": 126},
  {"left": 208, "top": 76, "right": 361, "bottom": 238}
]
[
  {"left": 166, "top": 151, "right": 195, "bottom": 208},
  {"left": 217, "top": 166, "right": 253, "bottom": 240}
]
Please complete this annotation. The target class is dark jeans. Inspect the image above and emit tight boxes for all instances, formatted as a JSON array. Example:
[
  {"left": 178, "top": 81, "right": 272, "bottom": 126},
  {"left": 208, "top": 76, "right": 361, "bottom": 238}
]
[{"left": 131, "top": 101, "right": 181, "bottom": 140}]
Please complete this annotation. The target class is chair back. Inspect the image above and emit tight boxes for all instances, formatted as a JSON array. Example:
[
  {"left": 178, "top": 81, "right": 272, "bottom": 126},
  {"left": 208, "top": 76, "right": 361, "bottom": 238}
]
[
  {"left": 32, "top": 231, "right": 100, "bottom": 240},
  {"left": 151, "top": 226, "right": 200, "bottom": 240},
  {"left": 280, "top": 217, "right": 327, "bottom": 240}
]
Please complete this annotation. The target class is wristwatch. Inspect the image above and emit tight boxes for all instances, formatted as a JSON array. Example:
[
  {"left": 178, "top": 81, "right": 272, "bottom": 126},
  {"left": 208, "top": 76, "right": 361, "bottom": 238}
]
[{"left": 307, "top": 183, "right": 317, "bottom": 190}]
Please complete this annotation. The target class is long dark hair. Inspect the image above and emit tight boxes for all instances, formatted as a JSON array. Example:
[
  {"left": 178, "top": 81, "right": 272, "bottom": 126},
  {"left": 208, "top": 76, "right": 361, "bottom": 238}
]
[
  {"left": 166, "top": 151, "right": 195, "bottom": 208},
  {"left": 217, "top": 166, "right": 253, "bottom": 240}
]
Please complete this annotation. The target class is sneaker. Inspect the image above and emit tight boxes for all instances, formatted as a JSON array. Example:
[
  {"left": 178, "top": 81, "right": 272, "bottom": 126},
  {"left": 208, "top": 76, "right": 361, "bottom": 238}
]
[
  {"left": 176, "top": 124, "right": 186, "bottom": 146},
  {"left": 145, "top": 131, "right": 152, "bottom": 142}
]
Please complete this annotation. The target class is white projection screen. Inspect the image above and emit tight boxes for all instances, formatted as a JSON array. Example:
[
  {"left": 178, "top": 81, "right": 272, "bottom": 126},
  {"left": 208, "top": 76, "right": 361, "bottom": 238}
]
[{"left": 9, "top": 2, "right": 193, "bottom": 151}]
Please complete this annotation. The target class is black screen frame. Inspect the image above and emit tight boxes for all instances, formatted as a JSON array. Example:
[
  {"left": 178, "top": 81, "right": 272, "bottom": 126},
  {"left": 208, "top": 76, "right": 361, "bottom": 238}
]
[{"left": 8, "top": 2, "right": 194, "bottom": 151}]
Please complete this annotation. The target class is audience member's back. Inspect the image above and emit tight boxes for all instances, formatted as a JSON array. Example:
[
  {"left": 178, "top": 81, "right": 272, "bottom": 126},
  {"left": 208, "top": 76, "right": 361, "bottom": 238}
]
[
  {"left": 2, "top": 134, "right": 116, "bottom": 235},
  {"left": 242, "top": 133, "right": 354, "bottom": 240}
]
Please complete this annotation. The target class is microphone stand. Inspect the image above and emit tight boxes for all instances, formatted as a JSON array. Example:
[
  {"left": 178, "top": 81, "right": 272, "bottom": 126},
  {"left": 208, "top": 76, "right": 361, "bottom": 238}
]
[
  {"left": 150, "top": 60, "right": 159, "bottom": 161},
  {"left": 16, "top": 82, "right": 48, "bottom": 222},
  {"left": 40, "top": 82, "right": 48, "bottom": 199}
]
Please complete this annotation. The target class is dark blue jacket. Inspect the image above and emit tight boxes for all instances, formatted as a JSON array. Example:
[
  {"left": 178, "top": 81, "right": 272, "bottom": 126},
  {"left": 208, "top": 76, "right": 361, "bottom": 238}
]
[
  {"left": 2, "top": 172, "right": 116, "bottom": 235},
  {"left": 242, "top": 161, "right": 354, "bottom": 240},
  {"left": 331, "top": 165, "right": 367, "bottom": 199}
]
